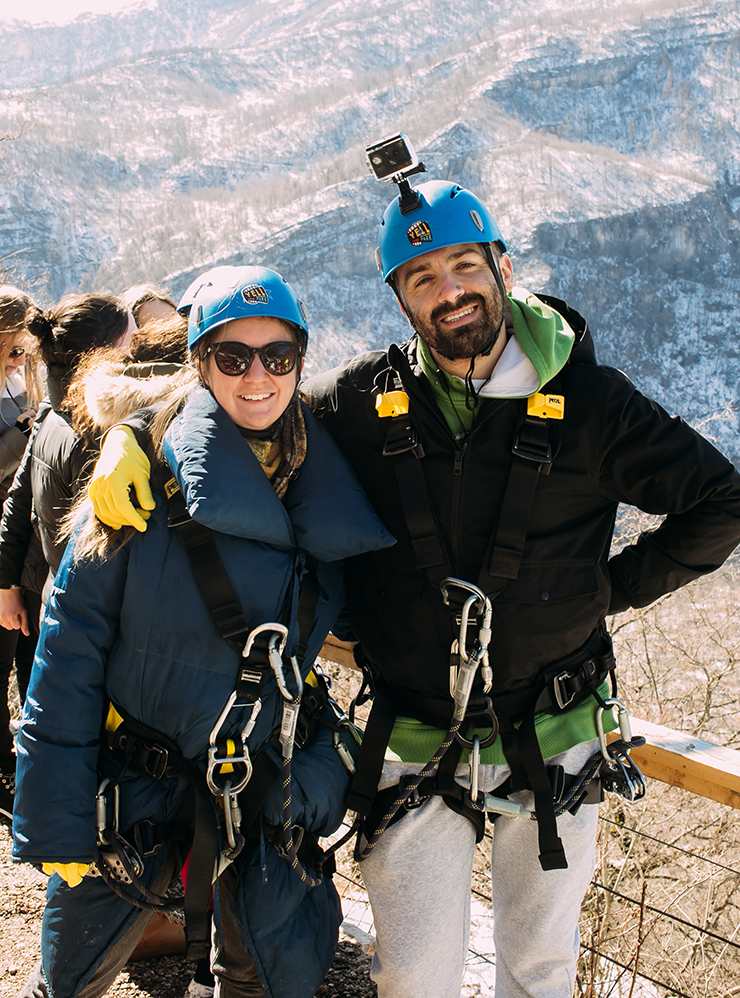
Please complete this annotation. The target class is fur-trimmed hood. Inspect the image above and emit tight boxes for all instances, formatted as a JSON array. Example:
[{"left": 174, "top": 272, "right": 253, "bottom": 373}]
[{"left": 80, "top": 359, "right": 193, "bottom": 433}]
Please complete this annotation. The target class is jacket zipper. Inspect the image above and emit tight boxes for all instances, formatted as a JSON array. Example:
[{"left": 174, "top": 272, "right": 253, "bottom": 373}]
[
  {"left": 390, "top": 352, "right": 514, "bottom": 573},
  {"left": 449, "top": 400, "right": 510, "bottom": 574}
]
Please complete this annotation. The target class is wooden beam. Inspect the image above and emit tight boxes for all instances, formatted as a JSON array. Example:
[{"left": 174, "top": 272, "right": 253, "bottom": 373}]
[
  {"left": 609, "top": 718, "right": 740, "bottom": 809},
  {"left": 319, "top": 640, "right": 740, "bottom": 810},
  {"left": 319, "top": 635, "right": 358, "bottom": 671}
]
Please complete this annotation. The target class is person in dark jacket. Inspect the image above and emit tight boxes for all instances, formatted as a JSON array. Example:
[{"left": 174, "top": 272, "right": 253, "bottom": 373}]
[
  {"left": 0, "top": 286, "right": 41, "bottom": 826},
  {"left": 85, "top": 183, "right": 740, "bottom": 998},
  {"left": 13, "top": 266, "right": 394, "bottom": 998},
  {"left": 0, "top": 293, "right": 135, "bottom": 623}
]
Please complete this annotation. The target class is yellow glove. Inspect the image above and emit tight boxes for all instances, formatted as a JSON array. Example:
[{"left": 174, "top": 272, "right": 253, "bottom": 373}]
[
  {"left": 42, "top": 862, "right": 91, "bottom": 887},
  {"left": 89, "top": 426, "right": 155, "bottom": 532}
]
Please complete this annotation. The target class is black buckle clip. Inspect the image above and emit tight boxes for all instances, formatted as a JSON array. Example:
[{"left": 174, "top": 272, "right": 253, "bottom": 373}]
[
  {"left": 382, "top": 422, "right": 425, "bottom": 459},
  {"left": 511, "top": 434, "right": 552, "bottom": 468},
  {"left": 141, "top": 743, "right": 169, "bottom": 780},
  {"left": 399, "top": 775, "right": 430, "bottom": 810},
  {"left": 553, "top": 670, "right": 578, "bottom": 710}
]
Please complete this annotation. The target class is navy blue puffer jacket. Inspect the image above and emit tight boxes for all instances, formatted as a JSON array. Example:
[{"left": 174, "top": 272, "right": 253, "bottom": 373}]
[{"left": 13, "top": 387, "right": 394, "bottom": 997}]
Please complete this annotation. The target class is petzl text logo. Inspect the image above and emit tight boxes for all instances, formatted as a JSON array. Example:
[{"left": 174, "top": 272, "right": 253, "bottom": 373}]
[
  {"left": 406, "top": 221, "right": 433, "bottom": 246},
  {"left": 242, "top": 285, "right": 268, "bottom": 305}
]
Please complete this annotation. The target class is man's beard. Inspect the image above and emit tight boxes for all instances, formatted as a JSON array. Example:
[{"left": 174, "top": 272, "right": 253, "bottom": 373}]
[{"left": 412, "top": 290, "right": 505, "bottom": 361}]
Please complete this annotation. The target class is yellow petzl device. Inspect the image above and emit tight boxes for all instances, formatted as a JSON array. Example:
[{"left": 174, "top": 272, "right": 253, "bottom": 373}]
[
  {"left": 375, "top": 391, "right": 410, "bottom": 418},
  {"left": 527, "top": 393, "right": 565, "bottom": 419}
]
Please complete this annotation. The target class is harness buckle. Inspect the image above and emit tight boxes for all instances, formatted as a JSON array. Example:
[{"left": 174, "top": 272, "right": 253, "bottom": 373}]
[
  {"left": 141, "top": 743, "right": 169, "bottom": 780},
  {"left": 511, "top": 428, "right": 552, "bottom": 468},
  {"left": 399, "top": 776, "right": 430, "bottom": 811},
  {"left": 382, "top": 420, "right": 425, "bottom": 459},
  {"left": 553, "top": 670, "right": 578, "bottom": 710}
]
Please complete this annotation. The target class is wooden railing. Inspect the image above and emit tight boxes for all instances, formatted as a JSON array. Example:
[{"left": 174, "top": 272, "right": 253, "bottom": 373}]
[{"left": 318, "top": 637, "right": 740, "bottom": 809}]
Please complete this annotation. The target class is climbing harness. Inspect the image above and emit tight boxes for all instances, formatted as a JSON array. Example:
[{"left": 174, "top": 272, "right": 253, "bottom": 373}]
[
  {"left": 349, "top": 351, "right": 651, "bottom": 870},
  {"left": 355, "top": 577, "right": 499, "bottom": 859},
  {"left": 89, "top": 469, "right": 347, "bottom": 956}
]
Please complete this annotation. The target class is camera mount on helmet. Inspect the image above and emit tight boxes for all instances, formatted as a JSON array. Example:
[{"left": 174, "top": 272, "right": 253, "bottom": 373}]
[{"left": 365, "top": 133, "right": 427, "bottom": 215}]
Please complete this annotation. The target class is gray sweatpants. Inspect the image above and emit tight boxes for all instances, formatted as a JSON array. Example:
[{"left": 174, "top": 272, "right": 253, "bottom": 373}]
[{"left": 361, "top": 742, "right": 599, "bottom": 998}]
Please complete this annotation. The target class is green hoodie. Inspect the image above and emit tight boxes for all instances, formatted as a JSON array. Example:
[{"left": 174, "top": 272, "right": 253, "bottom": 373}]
[
  {"left": 416, "top": 287, "right": 576, "bottom": 433},
  {"left": 388, "top": 288, "right": 616, "bottom": 766}
]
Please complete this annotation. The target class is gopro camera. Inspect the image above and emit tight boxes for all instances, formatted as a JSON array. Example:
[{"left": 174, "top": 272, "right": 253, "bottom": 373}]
[
  {"left": 366, "top": 133, "right": 427, "bottom": 215},
  {"left": 366, "top": 133, "right": 420, "bottom": 182}
]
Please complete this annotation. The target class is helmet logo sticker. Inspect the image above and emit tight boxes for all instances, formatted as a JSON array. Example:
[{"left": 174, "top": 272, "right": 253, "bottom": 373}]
[
  {"left": 470, "top": 210, "right": 484, "bottom": 232},
  {"left": 407, "top": 221, "right": 433, "bottom": 246},
  {"left": 241, "top": 285, "right": 269, "bottom": 305}
]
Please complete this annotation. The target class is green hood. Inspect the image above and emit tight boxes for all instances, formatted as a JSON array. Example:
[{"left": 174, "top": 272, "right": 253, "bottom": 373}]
[{"left": 416, "top": 287, "right": 575, "bottom": 433}]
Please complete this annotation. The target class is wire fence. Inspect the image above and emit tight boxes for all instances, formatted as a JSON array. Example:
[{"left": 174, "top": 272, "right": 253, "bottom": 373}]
[{"left": 332, "top": 796, "right": 740, "bottom": 998}]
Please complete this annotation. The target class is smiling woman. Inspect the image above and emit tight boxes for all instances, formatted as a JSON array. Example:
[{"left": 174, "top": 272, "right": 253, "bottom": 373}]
[
  {"left": 198, "top": 316, "right": 303, "bottom": 432},
  {"left": 11, "top": 265, "right": 394, "bottom": 998}
]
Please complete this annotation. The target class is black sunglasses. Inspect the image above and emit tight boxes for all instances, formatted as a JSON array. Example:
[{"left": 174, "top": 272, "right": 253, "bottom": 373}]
[
  {"left": 8, "top": 347, "right": 25, "bottom": 359},
  {"left": 205, "top": 340, "right": 300, "bottom": 377}
]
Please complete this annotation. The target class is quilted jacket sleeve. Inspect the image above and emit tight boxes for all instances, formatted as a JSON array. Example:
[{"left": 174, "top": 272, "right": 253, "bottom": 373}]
[{"left": 12, "top": 533, "right": 130, "bottom": 864}]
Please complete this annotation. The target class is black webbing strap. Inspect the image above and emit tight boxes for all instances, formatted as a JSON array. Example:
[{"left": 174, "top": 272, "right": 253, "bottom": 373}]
[
  {"left": 234, "top": 739, "right": 282, "bottom": 838},
  {"left": 499, "top": 710, "right": 567, "bottom": 871},
  {"left": 295, "top": 555, "right": 321, "bottom": 665},
  {"left": 183, "top": 787, "right": 218, "bottom": 960},
  {"left": 480, "top": 414, "right": 552, "bottom": 585},
  {"left": 157, "top": 467, "right": 250, "bottom": 655},
  {"left": 346, "top": 688, "right": 398, "bottom": 816},
  {"left": 382, "top": 416, "right": 447, "bottom": 571}
]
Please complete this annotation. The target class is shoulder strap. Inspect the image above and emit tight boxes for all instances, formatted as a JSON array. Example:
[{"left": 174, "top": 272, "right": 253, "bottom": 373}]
[
  {"left": 155, "top": 465, "right": 320, "bottom": 704},
  {"left": 477, "top": 410, "right": 553, "bottom": 590},
  {"left": 383, "top": 413, "right": 449, "bottom": 571},
  {"left": 157, "top": 464, "right": 250, "bottom": 654}
]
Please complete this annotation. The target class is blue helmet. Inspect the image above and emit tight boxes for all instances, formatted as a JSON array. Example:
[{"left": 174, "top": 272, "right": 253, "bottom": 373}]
[
  {"left": 185, "top": 265, "right": 309, "bottom": 351},
  {"left": 178, "top": 266, "right": 237, "bottom": 318},
  {"left": 376, "top": 180, "right": 507, "bottom": 283}
]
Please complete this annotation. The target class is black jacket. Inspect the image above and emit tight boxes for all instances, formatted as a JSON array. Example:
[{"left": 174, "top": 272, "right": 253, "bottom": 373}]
[
  {"left": 303, "top": 306, "right": 740, "bottom": 719},
  {"left": 0, "top": 368, "right": 97, "bottom": 592}
]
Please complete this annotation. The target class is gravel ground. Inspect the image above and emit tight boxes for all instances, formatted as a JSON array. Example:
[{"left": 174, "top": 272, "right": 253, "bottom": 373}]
[
  {"left": 0, "top": 659, "right": 379, "bottom": 998},
  {"left": 0, "top": 825, "right": 377, "bottom": 998}
]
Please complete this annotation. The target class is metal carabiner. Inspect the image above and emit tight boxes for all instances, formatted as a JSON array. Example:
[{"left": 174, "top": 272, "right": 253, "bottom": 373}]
[
  {"left": 222, "top": 779, "right": 243, "bottom": 851},
  {"left": 96, "top": 777, "right": 120, "bottom": 847},
  {"left": 595, "top": 697, "right": 633, "bottom": 762},
  {"left": 333, "top": 718, "right": 362, "bottom": 774},
  {"left": 243, "top": 621, "right": 288, "bottom": 661},
  {"left": 441, "top": 578, "right": 493, "bottom": 695},
  {"left": 469, "top": 734, "right": 481, "bottom": 804},
  {"left": 270, "top": 644, "right": 304, "bottom": 704},
  {"left": 206, "top": 692, "right": 259, "bottom": 796}
]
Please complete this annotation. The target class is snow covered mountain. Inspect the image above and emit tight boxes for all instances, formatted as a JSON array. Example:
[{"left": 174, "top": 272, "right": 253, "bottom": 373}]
[{"left": 0, "top": 0, "right": 739, "bottom": 458}]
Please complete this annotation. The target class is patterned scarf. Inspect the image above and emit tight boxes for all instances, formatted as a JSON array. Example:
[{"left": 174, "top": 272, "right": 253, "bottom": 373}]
[{"left": 245, "top": 395, "right": 307, "bottom": 499}]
